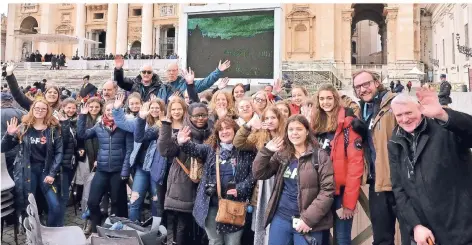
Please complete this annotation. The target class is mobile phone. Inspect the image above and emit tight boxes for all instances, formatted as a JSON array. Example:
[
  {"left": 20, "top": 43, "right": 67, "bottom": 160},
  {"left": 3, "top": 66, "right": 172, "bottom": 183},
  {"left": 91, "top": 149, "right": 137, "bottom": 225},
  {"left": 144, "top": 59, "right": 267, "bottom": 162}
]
[
  {"left": 292, "top": 216, "right": 300, "bottom": 229},
  {"left": 336, "top": 208, "right": 343, "bottom": 219}
]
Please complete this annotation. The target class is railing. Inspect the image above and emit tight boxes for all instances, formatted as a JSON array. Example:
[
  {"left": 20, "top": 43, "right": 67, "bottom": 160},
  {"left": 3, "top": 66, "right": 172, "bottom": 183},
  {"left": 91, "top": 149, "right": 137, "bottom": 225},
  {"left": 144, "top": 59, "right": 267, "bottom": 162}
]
[{"left": 91, "top": 48, "right": 106, "bottom": 57}]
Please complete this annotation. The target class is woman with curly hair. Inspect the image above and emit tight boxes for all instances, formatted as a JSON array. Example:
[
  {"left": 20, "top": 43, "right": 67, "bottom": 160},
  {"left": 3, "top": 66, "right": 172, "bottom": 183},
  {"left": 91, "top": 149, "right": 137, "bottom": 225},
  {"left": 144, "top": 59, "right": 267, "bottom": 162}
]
[
  {"left": 209, "top": 90, "right": 237, "bottom": 121},
  {"left": 177, "top": 117, "right": 255, "bottom": 245},
  {"left": 1, "top": 98, "right": 63, "bottom": 226},
  {"left": 233, "top": 105, "right": 286, "bottom": 245}
]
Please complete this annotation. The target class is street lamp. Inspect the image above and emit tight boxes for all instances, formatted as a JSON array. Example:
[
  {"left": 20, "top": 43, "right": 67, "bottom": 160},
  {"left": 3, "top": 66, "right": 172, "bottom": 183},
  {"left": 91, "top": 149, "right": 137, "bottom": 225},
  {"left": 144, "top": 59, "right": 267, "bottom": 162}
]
[{"left": 456, "top": 33, "right": 472, "bottom": 58}]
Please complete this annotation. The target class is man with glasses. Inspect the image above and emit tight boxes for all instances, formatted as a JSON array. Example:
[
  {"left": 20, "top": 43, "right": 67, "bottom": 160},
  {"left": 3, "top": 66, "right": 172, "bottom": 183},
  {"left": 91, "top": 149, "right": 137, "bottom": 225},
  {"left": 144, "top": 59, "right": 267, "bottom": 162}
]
[
  {"left": 113, "top": 55, "right": 175, "bottom": 102},
  {"left": 352, "top": 70, "right": 410, "bottom": 245}
]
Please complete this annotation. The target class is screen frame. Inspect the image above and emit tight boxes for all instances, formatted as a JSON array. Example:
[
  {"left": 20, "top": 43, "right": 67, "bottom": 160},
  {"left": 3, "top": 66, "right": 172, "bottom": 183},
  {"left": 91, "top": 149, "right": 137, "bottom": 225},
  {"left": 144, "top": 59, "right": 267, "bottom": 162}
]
[{"left": 179, "top": 4, "right": 283, "bottom": 86}]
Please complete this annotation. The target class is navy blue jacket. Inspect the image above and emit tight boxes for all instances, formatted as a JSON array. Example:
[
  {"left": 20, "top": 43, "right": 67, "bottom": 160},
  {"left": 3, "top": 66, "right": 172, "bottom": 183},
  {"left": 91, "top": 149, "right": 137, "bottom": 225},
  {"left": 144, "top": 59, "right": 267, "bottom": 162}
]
[{"left": 77, "top": 114, "right": 133, "bottom": 177}]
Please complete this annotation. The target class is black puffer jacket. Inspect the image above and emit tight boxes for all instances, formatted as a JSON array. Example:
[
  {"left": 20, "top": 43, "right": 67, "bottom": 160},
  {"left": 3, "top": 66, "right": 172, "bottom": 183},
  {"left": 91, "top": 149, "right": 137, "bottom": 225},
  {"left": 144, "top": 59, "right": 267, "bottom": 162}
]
[
  {"left": 388, "top": 109, "right": 472, "bottom": 245},
  {"left": 60, "top": 119, "right": 77, "bottom": 170}
]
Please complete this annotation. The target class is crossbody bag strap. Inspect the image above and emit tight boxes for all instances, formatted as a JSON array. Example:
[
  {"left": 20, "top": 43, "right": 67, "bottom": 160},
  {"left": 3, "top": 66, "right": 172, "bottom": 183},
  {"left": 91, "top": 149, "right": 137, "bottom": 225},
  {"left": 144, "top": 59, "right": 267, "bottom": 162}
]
[
  {"left": 175, "top": 157, "right": 190, "bottom": 175},
  {"left": 216, "top": 148, "right": 222, "bottom": 199}
]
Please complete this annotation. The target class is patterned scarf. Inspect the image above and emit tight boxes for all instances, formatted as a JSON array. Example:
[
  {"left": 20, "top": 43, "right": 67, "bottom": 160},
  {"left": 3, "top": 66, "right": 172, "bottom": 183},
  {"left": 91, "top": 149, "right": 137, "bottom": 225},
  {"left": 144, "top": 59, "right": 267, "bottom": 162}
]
[{"left": 102, "top": 114, "right": 116, "bottom": 131}]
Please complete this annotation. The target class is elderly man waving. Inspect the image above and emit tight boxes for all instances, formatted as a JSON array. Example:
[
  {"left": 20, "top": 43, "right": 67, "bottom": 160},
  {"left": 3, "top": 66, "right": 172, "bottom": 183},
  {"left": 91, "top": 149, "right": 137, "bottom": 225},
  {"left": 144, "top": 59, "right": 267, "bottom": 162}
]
[
  {"left": 113, "top": 55, "right": 230, "bottom": 102},
  {"left": 388, "top": 89, "right": 472, "bottom": 245}
]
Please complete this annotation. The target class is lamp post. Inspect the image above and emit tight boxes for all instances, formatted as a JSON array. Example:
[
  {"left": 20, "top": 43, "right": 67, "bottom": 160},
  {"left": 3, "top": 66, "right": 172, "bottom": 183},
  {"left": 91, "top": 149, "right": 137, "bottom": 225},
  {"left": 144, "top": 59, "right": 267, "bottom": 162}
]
[{"left": 456, "top": 33, "right": 472, "bottom": 58}]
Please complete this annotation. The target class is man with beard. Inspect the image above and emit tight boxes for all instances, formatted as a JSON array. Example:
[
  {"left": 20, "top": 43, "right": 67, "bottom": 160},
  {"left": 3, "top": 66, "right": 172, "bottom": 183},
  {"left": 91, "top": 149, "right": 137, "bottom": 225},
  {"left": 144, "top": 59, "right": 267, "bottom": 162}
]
[
  {"left": 388, "top": 91, "right": 472, "bottom": 245},
  {"left": 101, "top": 80, "right": 118, "bottom": 102},
  {"left": 352, "top": 70, "right": 410, "bottom": 245}
]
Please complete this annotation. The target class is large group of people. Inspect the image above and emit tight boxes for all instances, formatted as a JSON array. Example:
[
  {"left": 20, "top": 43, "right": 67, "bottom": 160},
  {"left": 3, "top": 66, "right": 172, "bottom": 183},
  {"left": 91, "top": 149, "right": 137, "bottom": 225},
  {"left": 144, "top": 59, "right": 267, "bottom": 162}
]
[{"left": 1, "top": 54, "right": 471, "bottom": 245}]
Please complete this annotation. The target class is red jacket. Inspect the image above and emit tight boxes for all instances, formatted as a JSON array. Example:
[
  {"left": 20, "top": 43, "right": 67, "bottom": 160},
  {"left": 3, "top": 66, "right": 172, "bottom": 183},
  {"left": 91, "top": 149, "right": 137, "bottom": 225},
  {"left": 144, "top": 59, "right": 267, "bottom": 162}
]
[{"left": 330, "top": 107, "right": 364, "bottom": 210}]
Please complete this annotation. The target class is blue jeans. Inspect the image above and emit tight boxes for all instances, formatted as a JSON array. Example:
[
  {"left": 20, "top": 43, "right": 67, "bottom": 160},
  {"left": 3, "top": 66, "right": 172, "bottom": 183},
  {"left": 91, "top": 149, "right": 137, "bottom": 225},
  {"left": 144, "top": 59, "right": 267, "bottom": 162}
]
[
  {"left": 128, "top": 168, "right": 160, "bottom": 221},
  {"left": 332, "top": 193, "right": 353, "bottom": 245},
  {"left": 269, "top": 215, "right": 323, "bottom": 245},
  {"left": 30, "top": 164, "right": 62, "bottom": 227},
  {"left": 57, "top": 167, "right": 75, "bottom": 226}
]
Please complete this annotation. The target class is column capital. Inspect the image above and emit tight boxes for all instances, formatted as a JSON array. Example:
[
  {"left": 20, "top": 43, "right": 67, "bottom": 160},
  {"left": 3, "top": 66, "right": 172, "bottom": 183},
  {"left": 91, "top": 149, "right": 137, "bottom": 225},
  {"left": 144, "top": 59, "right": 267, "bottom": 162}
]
[
  {"left": 342, "top": 9, "right": 354, "bottom": 22},
  {"left": 383, "top": 7, "right": 399, "bottom": 22}
]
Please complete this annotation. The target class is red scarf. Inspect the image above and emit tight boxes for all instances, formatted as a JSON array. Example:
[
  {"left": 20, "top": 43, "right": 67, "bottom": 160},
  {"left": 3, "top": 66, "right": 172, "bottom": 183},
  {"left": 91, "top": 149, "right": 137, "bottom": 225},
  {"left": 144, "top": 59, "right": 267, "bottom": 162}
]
[
  {"left": 290, "top": 103, "right": 301, "bottom": 115},
  {"left": 102, "top": 114, "right": 116, "bottom": 131}
]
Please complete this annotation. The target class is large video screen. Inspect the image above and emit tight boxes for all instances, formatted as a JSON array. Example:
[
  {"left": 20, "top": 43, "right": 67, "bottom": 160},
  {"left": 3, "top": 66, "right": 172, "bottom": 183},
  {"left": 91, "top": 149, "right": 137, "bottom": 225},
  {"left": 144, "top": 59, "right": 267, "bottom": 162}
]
[{"left": 187, "top": 11, "right": 274, "bottom": 79}]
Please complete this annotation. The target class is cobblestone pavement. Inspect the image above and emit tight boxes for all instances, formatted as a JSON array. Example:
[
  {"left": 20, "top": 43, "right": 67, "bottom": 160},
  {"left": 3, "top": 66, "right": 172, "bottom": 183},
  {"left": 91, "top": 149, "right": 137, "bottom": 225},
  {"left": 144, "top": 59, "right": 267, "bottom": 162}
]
[{"left": 2, "top": 206, "right": 86, "bottom": 245}]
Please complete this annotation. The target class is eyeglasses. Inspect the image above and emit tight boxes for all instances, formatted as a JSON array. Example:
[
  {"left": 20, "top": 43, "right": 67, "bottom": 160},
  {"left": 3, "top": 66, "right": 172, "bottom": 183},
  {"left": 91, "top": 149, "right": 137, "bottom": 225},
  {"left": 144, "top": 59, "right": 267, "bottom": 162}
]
[
  {"left": 254, "top": 97, "right": 267, "bottom": 103},
  {"left": 33, "top": 107, "right": 47, "bottom": 112},
  {"left": 191, "top": 114, "right": 209, "bottom": 119},
  {"left": 354, "top": 80, "right": 375, "bottom": 91},
  {"left": 141, "top": 70, "right": 153, "bottom": 75}
]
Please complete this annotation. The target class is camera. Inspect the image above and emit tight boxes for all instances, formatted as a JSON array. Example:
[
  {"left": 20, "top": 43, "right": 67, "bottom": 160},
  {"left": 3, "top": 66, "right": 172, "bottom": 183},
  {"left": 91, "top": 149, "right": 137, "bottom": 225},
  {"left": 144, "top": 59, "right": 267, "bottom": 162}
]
[{"left": 205, "top": 183, "right": 216, "bottom": 197}]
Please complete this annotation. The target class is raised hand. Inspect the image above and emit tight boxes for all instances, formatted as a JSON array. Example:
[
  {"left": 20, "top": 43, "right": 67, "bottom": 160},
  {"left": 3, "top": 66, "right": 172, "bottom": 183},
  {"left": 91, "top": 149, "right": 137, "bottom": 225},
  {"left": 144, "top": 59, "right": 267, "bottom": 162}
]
[
  {"left": 6, "top": 117, "right": 20, "bottom": 135},
  {"left": 247, "top": 116, "right": 262, "bottom": 130},
  {"left": 301, "top": 104, "right": 313, "bottom": 124},
  {"left": 216, "top": 107, "right": 228, "bottom": 119},
  {"left": 149, "top": 93, "right": 157, "bottom": 102},
  {"left": 416, "top": 87, "right": 448, "bottom": 121},
  {"left": 169, "top": 91, "right": 182, "bottom": 102},
  {"left": 182, "top": 67, "right": 195, "bottom": 85},
  {"left": 218, "top": 60, "right": 231, "bottom": 72},
  {"left": 139, "top": 102, "right": 151, "bottom": 119},
  {"left": 273, "top": 78, "right": 282, "bottom": 94},
  {"left": 80, "top": 104, "right": 89, "bottom": 115},
  {"left": 265, "top": 136, "right": 284, "bottom": 152},
  {"left": 6, "top": 62, "right": 16, "bottom": 76},
  {"left": 218, "top": 77, "right": 230, "bottom": 90},
  {"left": 177, "top": 126, "right": 191, "bottom": 145},
  {"left": 114, "top": 93, "right": 125, "bottom": 109},
  {"left": 115, "top": 55, "right": 124, "bottom": 69}
]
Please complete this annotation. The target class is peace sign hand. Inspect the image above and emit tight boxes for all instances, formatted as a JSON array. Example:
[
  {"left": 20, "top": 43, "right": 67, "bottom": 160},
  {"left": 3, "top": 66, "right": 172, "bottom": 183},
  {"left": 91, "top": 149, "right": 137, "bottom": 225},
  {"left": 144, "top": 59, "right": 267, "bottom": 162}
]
[
  {"left": 6, "top": 117, "right": 20, "bottom": 135},
  {"left": 265, "top": 137, "right": 284, "bottom": 152},
  {"left": 177, "top": 126, "right": 191, "bottom": 145}
]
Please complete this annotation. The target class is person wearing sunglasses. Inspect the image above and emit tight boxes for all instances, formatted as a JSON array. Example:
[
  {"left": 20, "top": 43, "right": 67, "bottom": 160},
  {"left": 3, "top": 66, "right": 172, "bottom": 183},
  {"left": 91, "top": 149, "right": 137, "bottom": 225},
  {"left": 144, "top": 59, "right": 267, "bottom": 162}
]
[{"left": 113, "top": 56, "right": 175, "bottom": 103}]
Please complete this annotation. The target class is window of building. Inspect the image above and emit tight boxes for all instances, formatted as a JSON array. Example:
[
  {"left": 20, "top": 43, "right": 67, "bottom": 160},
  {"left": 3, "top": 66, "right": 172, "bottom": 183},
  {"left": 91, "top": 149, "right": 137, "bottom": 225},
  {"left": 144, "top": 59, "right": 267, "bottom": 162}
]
[
  {"left": 452, "top": 33, "right": 456, "bottom": 64},
  {"left": 133, "top": 8, "right": 142, "bottom": 16},
  {"left": 93, "top": 13, "right": 104, "bottom": 20}
]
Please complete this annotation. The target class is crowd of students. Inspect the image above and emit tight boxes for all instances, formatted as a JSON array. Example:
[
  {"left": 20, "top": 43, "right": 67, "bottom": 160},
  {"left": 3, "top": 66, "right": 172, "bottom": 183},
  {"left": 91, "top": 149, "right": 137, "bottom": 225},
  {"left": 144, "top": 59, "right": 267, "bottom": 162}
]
[{"left": 1, "top": 56, "right": 471, "bottom": 245}]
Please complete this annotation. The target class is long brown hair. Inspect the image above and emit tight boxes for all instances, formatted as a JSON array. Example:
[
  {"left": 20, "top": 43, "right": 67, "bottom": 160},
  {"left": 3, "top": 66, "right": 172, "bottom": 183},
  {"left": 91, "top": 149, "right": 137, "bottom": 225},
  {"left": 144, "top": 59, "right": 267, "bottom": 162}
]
[
  {"left": 231, "top": 83, "right": 245, "bottom": 101},
  {"left": 146, "top": 98, "right": 165, "bottom": 127},
  {"left": 205, "top": 117, "right": 239, "bottom": 150},
  {"left": 19, "top": 98, "right": 60, "bottom": 142},
  {"left": 247, "top": 106, "right": 286, "bottom": 150},
  {"left": 311, "top": 83, "right": 341, "bottom": 134},
  {"left": 44, "top": 85, "right": 61, "bottom": 110},
  {"left": 167, "top": 97, "right": 187, "bottom": 123},
  {"left": 282, "top": 114, "right": 317, "bottom": 158},
  {"left": 275, "top": 100, "right": 292, "bottom": 117}
]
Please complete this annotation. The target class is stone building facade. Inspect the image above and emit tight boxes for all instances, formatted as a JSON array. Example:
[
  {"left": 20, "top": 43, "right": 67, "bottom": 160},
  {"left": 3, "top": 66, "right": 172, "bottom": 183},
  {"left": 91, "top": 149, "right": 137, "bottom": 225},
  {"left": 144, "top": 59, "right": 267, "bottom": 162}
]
[{"left": 4, "top": 3, "right": 471, "bottom": 87}]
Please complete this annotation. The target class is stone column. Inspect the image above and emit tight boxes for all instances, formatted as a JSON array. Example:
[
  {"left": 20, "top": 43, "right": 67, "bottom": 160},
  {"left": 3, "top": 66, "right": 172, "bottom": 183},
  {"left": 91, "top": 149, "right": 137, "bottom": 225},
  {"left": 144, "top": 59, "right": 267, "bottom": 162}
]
[
  {"left": 316, "top": 4, "right": 335, "bottom": 61},
  {"left": 342, "top": 9, "right": 354, "bottom": 83},
  {"left": 385, "top": 7, "right": 399, "bottom": 65},
  {"left": 141, "top": 3, "right": 153, "bottom": 55},
  {"left": 87, "top": 32, "right": 92, "bottom": 57},
  {"left": 39, "top": 4, "right": 56, "bottom": 54},
  {"left": 74, "top": 3, "right": 86, "bottom": 57},
  {"left": 155, "top": 25, "right": 161, "bottom": 56},
  {"left": 174, "top": 24, "right": 179, "bottom": 55},
  {"left": 105, "top": 3, "right": 117, "bottom": 55},
  {"left": 116, "top": 3, "right": 129, "bottom": 55},
  {"left": 396, "top": 4, "right": 414, "bottom": 61},
  {"left": 5, "top": 4, "right": 17, "bottom": 62}
]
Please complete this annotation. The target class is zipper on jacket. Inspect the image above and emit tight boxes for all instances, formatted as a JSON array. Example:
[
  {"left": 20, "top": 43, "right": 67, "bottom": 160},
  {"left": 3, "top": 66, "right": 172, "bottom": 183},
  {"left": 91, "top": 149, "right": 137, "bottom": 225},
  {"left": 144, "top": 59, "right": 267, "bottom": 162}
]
[
  {"left": 108, "top": 135, "right": 112, "bottom": 171},
  {"left": 296, "top": 158, "right": 302, "bottom": 215}
]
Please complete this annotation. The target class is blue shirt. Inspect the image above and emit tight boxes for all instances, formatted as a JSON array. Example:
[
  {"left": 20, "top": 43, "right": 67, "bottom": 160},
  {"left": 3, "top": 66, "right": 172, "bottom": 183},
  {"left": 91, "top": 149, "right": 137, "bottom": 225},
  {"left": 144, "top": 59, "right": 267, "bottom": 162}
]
[{"left": 275, "top": 159, "right": 300, "bottom": 221}]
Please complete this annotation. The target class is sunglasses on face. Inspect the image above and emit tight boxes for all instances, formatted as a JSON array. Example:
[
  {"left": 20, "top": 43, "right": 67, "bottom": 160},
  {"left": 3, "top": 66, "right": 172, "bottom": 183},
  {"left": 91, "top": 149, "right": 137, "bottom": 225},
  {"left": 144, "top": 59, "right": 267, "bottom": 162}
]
[{"left": 141, "top": 70, "right": 153, "bottom": 75}]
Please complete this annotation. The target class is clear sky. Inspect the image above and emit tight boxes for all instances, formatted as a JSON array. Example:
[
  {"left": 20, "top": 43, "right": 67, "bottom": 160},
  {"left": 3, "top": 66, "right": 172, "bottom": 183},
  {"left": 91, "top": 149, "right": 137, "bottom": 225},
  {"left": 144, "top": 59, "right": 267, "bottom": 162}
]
[{"left": 0, "top": 3, "right": 8, "bottom": 16}]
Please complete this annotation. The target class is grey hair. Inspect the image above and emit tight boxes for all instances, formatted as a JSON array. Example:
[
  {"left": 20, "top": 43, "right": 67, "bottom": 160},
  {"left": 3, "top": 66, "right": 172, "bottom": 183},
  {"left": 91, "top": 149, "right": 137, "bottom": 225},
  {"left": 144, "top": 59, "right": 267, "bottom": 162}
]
[
  {"left": 140, "top": 63, "right": 154, "bottom": 73},
  {"left": 391, "top": 93, "right": 419, "bottom": 106},
  {"left": 102, "top": 80, "right": 118, "bottom": 91},
  {"left": 166, "top": 62, "right": 179, "bottom": 71}
]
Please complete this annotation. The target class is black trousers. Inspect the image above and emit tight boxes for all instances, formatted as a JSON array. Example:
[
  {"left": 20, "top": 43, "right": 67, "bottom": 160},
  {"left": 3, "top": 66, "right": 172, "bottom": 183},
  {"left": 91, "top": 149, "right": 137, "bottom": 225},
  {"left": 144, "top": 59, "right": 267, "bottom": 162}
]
[
  {"left": 166, "top": 210, "right": 193, "bottom": 245},
  {"left": 88, "top": 171, "right": 128, "bottom": 232},
  {"left": 369, "top": 185, "right": 411, "bottom": 245}
]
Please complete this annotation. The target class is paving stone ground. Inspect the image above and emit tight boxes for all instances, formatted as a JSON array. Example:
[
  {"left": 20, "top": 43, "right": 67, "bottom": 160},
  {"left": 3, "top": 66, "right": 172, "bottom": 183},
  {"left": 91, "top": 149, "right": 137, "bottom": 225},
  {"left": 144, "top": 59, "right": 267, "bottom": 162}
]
[{"left": 1, "top": 205, "right": 151, "bottom": 245}]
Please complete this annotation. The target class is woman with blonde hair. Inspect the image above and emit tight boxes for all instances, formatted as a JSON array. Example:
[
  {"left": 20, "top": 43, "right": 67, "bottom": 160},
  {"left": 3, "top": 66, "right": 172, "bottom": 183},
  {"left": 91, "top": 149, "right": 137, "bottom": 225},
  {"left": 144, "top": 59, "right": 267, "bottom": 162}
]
[
  {"left": 1, "top": 98, "right": 63, "bottom": 226},
  {"left": 311, "top": 83, "right": 365, "bottom": 245},
  {"left": 209, "top": 90, "right": 237, "bottom": 120},
  {"left": 251, "top": 90, "right": 270, "bottom": 117},
  {"left": 233, "top": 105, "right": 286, "bottom": 245}
]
